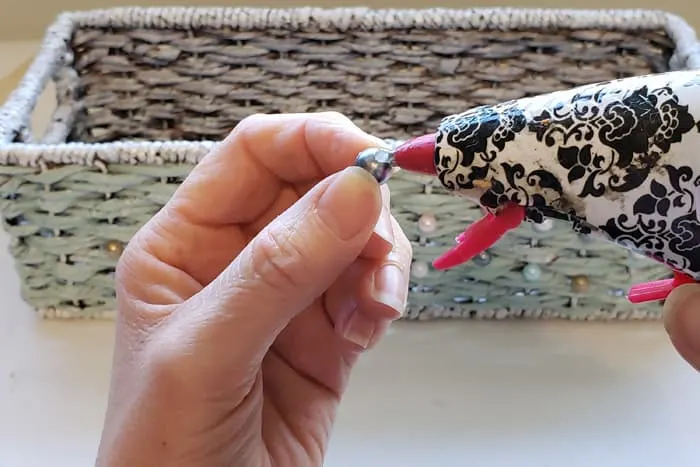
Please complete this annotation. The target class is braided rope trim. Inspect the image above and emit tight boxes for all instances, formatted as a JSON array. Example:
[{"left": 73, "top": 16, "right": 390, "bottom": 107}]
[
  {"left": 1, "top": 7, "right": 699, "bottom": 151},
  {"left": 63, "top": 7, "right": 685, "bottom": 32}
]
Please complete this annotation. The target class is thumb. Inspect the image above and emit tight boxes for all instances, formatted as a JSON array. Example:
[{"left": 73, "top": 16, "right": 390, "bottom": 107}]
[
  {"left": 184, "top": 166, "right": 383, "bottom": 353},
  {"left": 664, "top": 283, "right": 700, "bottom": 371}
]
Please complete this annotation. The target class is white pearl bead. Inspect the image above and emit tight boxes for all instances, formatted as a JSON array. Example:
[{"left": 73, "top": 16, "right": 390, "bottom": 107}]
[
  {"left": 532, "top": 218, "right": 554, "bottom": 232},
  {"left": 522, "top": 263, "right": 542, "bottom": 282},
  {"left": 411, "top": 261, "right": 430, "bottom": 278},
  {"left": 418, "top": 213, "right": 437, "bottom": 234}
]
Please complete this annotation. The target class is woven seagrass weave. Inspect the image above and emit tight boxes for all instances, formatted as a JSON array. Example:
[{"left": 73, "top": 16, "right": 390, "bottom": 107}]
[{"left": 1, "top": 7, "right": 699, "bottom": 320}]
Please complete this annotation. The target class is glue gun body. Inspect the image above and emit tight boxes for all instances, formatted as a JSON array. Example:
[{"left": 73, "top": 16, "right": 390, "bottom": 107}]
[{"left": 431, "top": 70, "right": 700, "bottom": 281}]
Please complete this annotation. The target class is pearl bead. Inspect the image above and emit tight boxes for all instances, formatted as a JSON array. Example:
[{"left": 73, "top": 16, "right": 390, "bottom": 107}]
[
  {"left": 105, "top": 240, "right": 124, "bottom": 258},
  {"left": 473, "top": 251, "right": 492, "bottom": 266},
  {"left": 532, "top": 218, "right": 554, "bottom": 233},
  {"left": 570, "top": 275, "right": 590, "bottom": 293},
  {"left": 522, "top": 263, "right": 542, "bottom": 282},
  {"left": 418, "top": 213, "right": 438, "bottom": 234},
  {"left": 411, "top": 261, "right": 429, "bottom": 279}
]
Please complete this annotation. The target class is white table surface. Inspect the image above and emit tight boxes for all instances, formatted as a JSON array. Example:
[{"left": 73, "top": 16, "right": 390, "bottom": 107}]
[{"left": 1, "top": 41, "right": 700, "bottom": 467}]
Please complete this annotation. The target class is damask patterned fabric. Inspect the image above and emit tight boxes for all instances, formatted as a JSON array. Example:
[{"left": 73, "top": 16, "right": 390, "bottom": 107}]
[{"left": 435, "top": 70, "right": 700, "bottom": 279}]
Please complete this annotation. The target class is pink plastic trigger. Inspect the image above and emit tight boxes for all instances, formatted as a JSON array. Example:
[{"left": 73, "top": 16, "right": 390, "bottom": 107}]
[
  {"left": 627, "top": 271, "right": 696, "bottom": 303},
  {"left": 433, "top": 203, "right": 526, "bottom": 270}
]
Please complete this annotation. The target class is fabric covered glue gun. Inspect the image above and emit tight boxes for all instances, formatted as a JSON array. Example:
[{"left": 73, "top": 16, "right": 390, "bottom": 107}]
[{"left": 355, "top": 70, "right": 700, "bottom": 305}]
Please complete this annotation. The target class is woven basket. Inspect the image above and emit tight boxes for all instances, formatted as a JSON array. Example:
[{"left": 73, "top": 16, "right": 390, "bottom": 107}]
[{"left": 1, "top": 7, "right": 699, "bottom": 321}]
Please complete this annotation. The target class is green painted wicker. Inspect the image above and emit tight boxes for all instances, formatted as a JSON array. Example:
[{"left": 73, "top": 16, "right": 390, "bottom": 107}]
[{"left": 1, "top": 7, "right": 699, "bottom": 320}]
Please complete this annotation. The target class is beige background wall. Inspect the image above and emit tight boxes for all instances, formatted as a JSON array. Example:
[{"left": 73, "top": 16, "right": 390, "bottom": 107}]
[{"left": 0, "top": 0, "right": 698, "bottom": 41}]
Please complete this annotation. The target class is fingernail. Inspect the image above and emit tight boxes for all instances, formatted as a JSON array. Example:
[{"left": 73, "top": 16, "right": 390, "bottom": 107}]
[
  {"left": 374, "top": 206, "right": 395, "bottom": 246},
  {"left": 372, "top": 264, "right": 406, "bottom": 317},
  {"left": 665, "top": 284, "right": 700, "bottom": 354},
  {"left": 335, "top": 300, "right": 376, "bottom": 349},
  {"left": 317, "top": 167, "right": 381, "bottom": 241}
]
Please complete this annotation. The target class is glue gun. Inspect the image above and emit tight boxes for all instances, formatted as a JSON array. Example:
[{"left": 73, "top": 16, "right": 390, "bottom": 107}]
[{"left": 355, "top": 70, "right": 700, "bottom": 304}]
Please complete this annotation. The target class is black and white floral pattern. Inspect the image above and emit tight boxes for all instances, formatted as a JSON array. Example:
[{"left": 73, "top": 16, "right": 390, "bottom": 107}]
[{"left": 434, "top": 70, "right": 700, "bottom": 279}]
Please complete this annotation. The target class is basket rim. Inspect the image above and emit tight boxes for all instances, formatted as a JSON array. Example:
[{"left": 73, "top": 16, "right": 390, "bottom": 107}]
[
  {"left": 0, "top": 140, "right": 216, "bottom": 167},
  {"left": 57, "top": 7, "right": 692, "bottom": 32},
  {"left": 1, "top": 6, "right": 700, "bottom": 163}
]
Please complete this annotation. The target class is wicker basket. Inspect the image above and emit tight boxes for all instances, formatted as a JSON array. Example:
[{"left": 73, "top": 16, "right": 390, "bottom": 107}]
[{"left": 1, "top": 7, "right": 699, "bottom": 321}]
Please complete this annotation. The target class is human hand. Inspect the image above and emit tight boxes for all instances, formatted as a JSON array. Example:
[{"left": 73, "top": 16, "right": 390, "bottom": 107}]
[
  {"left": 96, "top": 112, "right": 412, "bottom": 467},
  {"left": 664, "top": 284, "right": 700, "bottom": 371}
]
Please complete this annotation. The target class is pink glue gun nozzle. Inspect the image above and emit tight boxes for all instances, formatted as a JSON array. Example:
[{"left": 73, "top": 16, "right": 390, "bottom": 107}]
[
  {"left": 392, "top": 135, "right": 526, "bottom": 270},
  {"left": 392, "top": 133, "right": 438, "bottom": 176}
]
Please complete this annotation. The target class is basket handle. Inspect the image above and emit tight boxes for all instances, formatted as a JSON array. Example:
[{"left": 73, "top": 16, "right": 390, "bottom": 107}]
[
  {"left": 665, "top": 13, "right": 700, "bottom": 70},
  {"left": 0, "top": 14, "right": 75, "bottom": 145}
]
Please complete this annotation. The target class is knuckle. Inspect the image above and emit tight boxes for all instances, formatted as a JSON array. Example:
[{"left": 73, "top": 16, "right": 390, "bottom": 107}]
[
  {"left": 249, "top": 226, "right": 310, "bottom": 292},
  {"left": 231, "top": 113, "right": 268, "bottom": 139},
  {"left": 315, "top": 110, "right": 349, "bottom": 122}
]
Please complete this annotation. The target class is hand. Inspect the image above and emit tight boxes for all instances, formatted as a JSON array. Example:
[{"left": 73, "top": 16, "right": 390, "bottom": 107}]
[
  {"left": 665, "top": 284, "right": 700, "bottom": 371},
  {"left": 96, "top": 112, "right": 412, "bottom": 466}
]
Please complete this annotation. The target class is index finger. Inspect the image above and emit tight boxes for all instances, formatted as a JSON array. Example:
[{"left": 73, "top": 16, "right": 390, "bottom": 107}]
[{"left": 170, "top": 112, "right": 386, "bottom": 226}]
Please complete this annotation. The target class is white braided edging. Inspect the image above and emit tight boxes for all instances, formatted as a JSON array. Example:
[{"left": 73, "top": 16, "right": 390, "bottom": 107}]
[{"left": 1, "top": 7, "right": 699, "bottom": 152}]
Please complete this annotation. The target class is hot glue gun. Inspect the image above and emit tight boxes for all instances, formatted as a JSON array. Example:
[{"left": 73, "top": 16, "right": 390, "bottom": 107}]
[{"left": 355, "top": 70, "right": 700, "bottom": 304}]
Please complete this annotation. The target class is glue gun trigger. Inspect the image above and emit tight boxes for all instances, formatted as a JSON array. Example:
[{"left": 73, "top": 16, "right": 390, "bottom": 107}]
[{"left": 627, "top": 271, "right": 696, "bottom": 304}]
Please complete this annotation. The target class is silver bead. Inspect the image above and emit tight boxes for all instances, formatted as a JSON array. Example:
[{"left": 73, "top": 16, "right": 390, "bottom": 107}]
[
  {"left": 354, "top": 147, "right": 394, "bottom": 184},
  {"left": 418, "top": 213, "right": 438, "bottom": 234},
  {"left": 411, "top": 261, "right": 429, "bottom": 278},
  {"left": 522, "top": 263, "right": 542, "bottom": 282},
  {"left": 609, "top": 288, "right": 625, "bottom": 297},
  {"left": 532, "top": 218, "right": 554, "bottom": 232},
  {"left": 473, "top": 251, "right": 492, "bottom": 266}
]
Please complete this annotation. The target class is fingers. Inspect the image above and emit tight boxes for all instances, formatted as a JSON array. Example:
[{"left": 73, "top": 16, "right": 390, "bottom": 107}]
[
  {"left": 176, "top": 166, "right": 383, "bottom": 364},
  {"left": 169, "top": 112, "right": 385, "bottom": 227},
  {"left": 326, "top": 215, "right": 412, "bottom": 350},
  {"left": 664, "top": 284, "right": 700, "bottom": 371},
  {"left": 267, "top": 213, "right": 412, "bottom": 395},
  {"left": 361, "top": 184, "right": 395, "bottom": 260}
]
